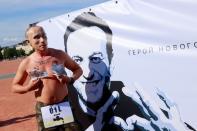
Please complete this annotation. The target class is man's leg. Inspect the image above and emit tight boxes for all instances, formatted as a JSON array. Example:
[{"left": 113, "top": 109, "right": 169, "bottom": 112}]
[
  {"left": 63, "top": 122, "right": 82, "bottom": 131},
  {"left": 35, "top": 102, "right": 59, "bottom": 131},
  {"left": 35, "top": 102, "right": 45, "bottom": 131}
]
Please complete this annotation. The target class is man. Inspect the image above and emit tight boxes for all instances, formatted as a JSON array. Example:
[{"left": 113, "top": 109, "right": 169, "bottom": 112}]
[
  {"left": 12, "top": 25, "right": 83, "bottom": 131},
  {"left": 64, "top": 12, "right": 195, "bottom": 131},
  {"left": 64, "top": 12, "right": 144, "bottom": 131}
]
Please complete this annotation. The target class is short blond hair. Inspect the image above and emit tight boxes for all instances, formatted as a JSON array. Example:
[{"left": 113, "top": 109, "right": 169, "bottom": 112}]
[{"left": 25, "top": 25, "right": 44, "bottom": 39}]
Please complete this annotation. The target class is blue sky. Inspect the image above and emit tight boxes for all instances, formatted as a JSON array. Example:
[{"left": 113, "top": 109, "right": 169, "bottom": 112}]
[{"left": 0, "top": 0, "right": 109, "bottom": 47}]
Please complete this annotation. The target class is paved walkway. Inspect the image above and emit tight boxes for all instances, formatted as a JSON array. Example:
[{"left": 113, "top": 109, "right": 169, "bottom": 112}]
[{"left": 0, "top": 73, "right": 15, "bottom": 80}]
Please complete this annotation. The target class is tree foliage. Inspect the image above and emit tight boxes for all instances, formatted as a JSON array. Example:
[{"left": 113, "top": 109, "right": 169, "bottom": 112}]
[
  {"left": 1, "top": 47, "right": 27, "bottom": 60},
  {"left": 0, "top": 46, "right": 3, "bottom": 60},
  {"left": 17, "top": 48, "right": 26, "bottom": 57},
  {"left": 0, "top": 51, "right": 3, "bottom": 61}
]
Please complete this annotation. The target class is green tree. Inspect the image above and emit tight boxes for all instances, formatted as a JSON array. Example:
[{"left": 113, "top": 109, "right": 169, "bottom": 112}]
[
  {"left": 0, "top": 51, "right": 3, "bottom": 60},
  {"left": 3, "top": 47, "right": 18, "bottom": 59},
  {"left": 17, "top": 48, "right": 26, "bottom": 57},
  {"left": 3, "top": 47, "right": 8, "bottom": 59},
  {"left": 0, "top": 46, "right": 2, "bottom": 60}
]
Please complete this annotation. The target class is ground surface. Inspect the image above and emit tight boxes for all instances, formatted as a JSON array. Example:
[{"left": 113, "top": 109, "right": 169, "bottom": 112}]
[{"left": 0, "top": 59, "right": 37, "bottom": 131}]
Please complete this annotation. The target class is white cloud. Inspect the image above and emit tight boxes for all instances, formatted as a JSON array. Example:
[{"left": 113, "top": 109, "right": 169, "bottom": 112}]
[
  {"left": 0, "top": 36, "right": 23, "bottom": 47},
  {"left": 0, "top": 0, "right": 110, "bottom": 46}
]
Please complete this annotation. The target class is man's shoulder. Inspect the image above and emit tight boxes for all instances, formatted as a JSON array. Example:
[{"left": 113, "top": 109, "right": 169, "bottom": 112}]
[
  {"left": 21, "top": 56, "right": 31, "bottom": 64},
  {"left": 110, "top": 81, "right": 124, "bottom": 90},
  {"left": 49, "top": 48, "right": 68, "bottom": 60},
  {"left": 49, "top": 48, "right": 62, "bottom": 52},
  {"left": 49, "top": 48, "right": 65, "bottom": 55},
  {"left": 17, "top": 56, "right": 31, "bottom": 70}
]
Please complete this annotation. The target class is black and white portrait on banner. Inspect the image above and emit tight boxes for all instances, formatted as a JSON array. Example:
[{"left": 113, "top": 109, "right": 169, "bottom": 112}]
[{"left": 63, "top": 12, "right": 195, "bottom": 131}]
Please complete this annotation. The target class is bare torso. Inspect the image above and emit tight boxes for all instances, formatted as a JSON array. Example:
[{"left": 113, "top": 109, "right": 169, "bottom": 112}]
[{"left": 26, "top": 49, "right": 68, "bottom": 104}]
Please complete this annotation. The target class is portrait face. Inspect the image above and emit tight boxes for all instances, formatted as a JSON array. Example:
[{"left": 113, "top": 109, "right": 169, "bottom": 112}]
[{"left": 67, "top": 26, "right": 110, "bottom": 103}]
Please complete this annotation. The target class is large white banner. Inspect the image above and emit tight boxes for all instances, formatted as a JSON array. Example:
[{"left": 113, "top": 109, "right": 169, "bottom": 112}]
[{"left": 38, "top": 0, "right": 197, "bottom": 130}]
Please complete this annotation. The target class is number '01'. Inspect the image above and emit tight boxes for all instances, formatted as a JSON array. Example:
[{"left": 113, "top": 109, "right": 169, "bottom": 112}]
[{"left": 49, "top": 106, "right": 62, "bottom": 114}]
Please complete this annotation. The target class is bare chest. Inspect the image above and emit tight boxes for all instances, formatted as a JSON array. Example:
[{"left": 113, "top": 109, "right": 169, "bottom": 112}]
[{"left": 27, "top": 56, "right": 63, "bottom": 78}]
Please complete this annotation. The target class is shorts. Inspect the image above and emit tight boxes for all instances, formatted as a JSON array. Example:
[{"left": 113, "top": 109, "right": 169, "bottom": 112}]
[{"left": 35, "top": 96, "right": 82, "bottom": 131}]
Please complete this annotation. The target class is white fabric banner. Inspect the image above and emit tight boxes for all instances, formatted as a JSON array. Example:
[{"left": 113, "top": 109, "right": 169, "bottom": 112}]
[{"left": 38, "top": 0, "right": 197, "bottom": 130}]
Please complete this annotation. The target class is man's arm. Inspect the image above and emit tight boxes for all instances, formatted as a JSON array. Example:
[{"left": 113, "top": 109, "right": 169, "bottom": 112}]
[{"left": 12, "top": 59, "right": 41, "bottom": 94}]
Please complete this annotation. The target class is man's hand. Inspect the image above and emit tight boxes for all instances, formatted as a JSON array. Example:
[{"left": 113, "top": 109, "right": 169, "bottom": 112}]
[
  {"left": 54, "top": 74, "right": 71, "bottom": 84},
  {"left": 26, "top": 78, "right": 43, "bottom": 92},
  {"left": 122, "top": 84, "right": 194, "bottom": 131},
  {"left": 51, "top": 63, "right": 71, "bottom": 84}
]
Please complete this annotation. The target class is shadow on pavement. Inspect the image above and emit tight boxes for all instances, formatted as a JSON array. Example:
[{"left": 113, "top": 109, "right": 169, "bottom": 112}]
[{"left": 0, "top": 114, "right": 36, "bottom": 127}]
